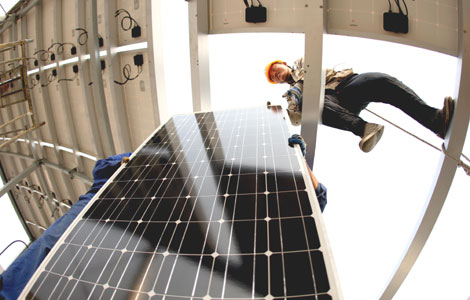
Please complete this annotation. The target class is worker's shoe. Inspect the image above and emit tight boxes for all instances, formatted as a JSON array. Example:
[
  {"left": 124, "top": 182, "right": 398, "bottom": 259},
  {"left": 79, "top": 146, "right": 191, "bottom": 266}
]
[
  {"left": 359, "top": 123, "right": 384, "bottom": 153},
  {"left": 437, "top": 96, "right": 455, "bottom": 139}
]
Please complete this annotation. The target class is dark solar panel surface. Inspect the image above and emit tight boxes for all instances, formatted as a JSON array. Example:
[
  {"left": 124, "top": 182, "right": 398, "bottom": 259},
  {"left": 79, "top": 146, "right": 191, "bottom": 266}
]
[{"left": 24, "top": 106, "right": 333, "bottom": 300}]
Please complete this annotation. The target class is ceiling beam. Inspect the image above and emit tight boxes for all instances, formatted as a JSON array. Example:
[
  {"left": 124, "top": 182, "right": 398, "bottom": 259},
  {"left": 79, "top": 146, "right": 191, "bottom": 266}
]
[
  {"left": 87, "top": 0, "right": 116, "bottom": 157},
  {"left": 75, "top": 0, "right": 105, "bottom": 159},
  {"left": 301, "top": 0, "right": 326, "bottom": 169},
  {"left": 0, "top": 150, "right": 93, "bottom": 185},
  {"left": 188, "top": 0, "right": 211, "bottom": 112},
  {"left": 53, "top": 0, "right": 87, "bottom": 176},
  {"left": 0, "top": 160, "right": 39, "bottom": 199},
  {"left": 146, "top": 0, "right": 168, "bottom": 128},
  {"left": 103, "top": 0, "right": 133, "bottom": 153},
  {"left": 34, "top": 1, "right": 78, "bottom": 203}
]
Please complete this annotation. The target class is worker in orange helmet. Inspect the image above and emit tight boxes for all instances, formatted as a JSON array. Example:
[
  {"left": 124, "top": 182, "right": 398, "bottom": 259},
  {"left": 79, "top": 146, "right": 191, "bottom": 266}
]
[{"left": 265, "top": 58, "right": 455, "bottom": 152}]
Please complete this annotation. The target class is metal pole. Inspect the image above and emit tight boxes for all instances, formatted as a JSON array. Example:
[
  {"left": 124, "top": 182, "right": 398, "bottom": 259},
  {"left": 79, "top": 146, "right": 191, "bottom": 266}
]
[
  {"left": 0, "top": 161, "right": 40, "bottom": 199},
  {"left": 87, "top": 0, "right": 116, "bottom": 157},
  {"left": 0, "top": 150, "right": 93, "bottom": 185},
  {"left": 379, "top": 1, "right": 470, "bottom": 298}
]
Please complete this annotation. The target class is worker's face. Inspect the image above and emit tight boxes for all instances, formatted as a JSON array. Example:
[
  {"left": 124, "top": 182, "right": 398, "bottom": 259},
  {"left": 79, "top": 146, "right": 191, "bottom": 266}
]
[{"left": 270, "top": 63, "right": 290, "bottom": 83}]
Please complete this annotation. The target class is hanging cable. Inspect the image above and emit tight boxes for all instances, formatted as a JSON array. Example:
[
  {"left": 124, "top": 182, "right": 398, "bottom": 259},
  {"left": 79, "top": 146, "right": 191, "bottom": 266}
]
[
  {"left": 395, "top": 0, "right": 408, "bottom": 16},
  {"left": 47, "top": 42, "right": 76, "bottom": 58},
  {"left": 33, "top": 49, "right": 51, "bottom": 62},
  {"left": 365, "top": 108, "right": 470, "bottom": 176},
  {"left": 0, "top": 240, "right": 29, "bottom": 257},
  {"left": 74, "top": 28, "right": 88, "bottom": 46},
  {"left": 114, "top": 64, "right": 142, "bottom": 85},
  {"left": 58, "top": 65, "right": 79, "bottom": 83},
  {"left": 40, "top": 70, "right": 57, "bottom": 87},
  {"left": 114, "top": 8, "right": 141, "bottom": 38}
]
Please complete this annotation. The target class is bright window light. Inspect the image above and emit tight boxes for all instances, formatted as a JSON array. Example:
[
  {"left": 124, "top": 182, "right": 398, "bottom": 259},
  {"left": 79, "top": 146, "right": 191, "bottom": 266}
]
[{"left": 112, "top": 42, "right": 148, "bottom": 54}]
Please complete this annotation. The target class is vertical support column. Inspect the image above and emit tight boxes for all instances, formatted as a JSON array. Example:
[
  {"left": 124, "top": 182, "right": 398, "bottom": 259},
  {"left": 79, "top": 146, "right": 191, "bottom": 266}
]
[
  {"left": 75, "top": 0, "right": 105, "bottom": 159},
  {"left": 53, "top": 0, "right": 86, "bottom": 175},
  {"left": 87, "top": 0, "right": 116, "bottom": 157},
  {"left": 379, "top": 1, "right": 470, "bottom": 299},
  {"left": 146, "top": 0, "right": 168, "bottom": 126},
  {"left": 104, "top": 0, "right": 133, "bottom": 152},
  {"left": 188, "top": 0, "right": 211, "bottom": 112},
  {"left": 34, "top": 0, "right": 77, "bottom": 210},
  {"left": 301, "top": 0, "right": 326, "bottom": 168}
]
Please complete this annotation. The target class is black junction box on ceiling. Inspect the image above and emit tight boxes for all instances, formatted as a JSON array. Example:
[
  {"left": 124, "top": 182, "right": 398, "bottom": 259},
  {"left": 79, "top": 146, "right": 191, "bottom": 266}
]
[
  {"left": 245, "top": 6, "right": 267, "bottom": 23},
  {"left": 383, "top": 11, "right": 408, "bottom": 33}
]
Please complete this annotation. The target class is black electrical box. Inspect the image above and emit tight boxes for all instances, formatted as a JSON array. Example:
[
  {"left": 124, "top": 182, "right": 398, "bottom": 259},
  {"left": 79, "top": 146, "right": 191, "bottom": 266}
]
[
  {"left": 131, "top": 26, "right": 141, "bottom": 38},
  {"left": 245, "top": 6, "right": 266, "bottom": 23},
  {"left": 383, "top": 12, "right": 408, "bottom": 33},
  {"left": 134, "top": 54, "right": 143, "bottom": 66}
]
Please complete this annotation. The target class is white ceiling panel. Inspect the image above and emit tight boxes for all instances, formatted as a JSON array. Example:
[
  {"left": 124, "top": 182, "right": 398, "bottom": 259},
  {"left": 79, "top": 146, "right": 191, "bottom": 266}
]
[{"left": 327, "top": 0, "right": 458, "bottom": 56}]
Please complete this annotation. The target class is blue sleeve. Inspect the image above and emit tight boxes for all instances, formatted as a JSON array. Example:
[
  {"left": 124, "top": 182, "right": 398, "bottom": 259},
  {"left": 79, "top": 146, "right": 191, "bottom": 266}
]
[
  {"left": 0, "top": 152, "right": 131, "bottom": 300},
  {"left": 286, "top": 83, "right": 303, "bottom": 111},
  {"left": 315, "top": 182, "right": 327, "bottom": 212}
]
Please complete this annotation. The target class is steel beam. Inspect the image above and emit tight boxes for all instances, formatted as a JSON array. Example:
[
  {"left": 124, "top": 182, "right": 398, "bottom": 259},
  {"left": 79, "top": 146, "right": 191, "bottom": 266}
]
[
  {"left": 301, "top": 0, "right": 326, "bottom": 169},
  {"left": 146, "top": 0, "right": 168, "bottom": 127},
  {"left": 0, "top": 30, "right": 52, "bottom": 230},
  {"left": 34, "top": 1, "right": 78, "bottom": 204},
  {"left": 1, "top": 21, "right": 56, "bottom": 224},
  {"left": 0, "top": 160, "right": 39, "bottom": 199},
  {"left": 87, "top": 0, "right": 116, "bottom": 157},
  {"left": 103, "top": 0, "right": 133, "bottom": 152},
  {"left": 20, "top": 13, "right": 66, "bottom": 221},
  {"left": 380, "top": 1, "right": 470, "bottom": 299},
  {"left": 53, "top": 0, "right": 86, "bottom": 178},
  {"left": 0, "top": 150, "right": 93, "bottom": 185},
  {"left": 74, "top": 0, "right": 105, "bottom": 159},
  {"left": 0, "top": 0, "right": 41, "bottom": 35},
  {"left": 188, "top": 0, "right": 211, "bottom": 112}
]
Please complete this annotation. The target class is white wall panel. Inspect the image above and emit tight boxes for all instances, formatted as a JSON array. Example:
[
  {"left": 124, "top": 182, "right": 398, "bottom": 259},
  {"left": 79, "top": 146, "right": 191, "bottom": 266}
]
[
  {"left": 120, "top": 51, "right": 156, "bottom": 148},
  {"left": 25, "top": 9, "right": 36, "bottom": 70},
  {"left": 62, "top": 0, "right": 78, "bottom": 61},
  {"left": 117, "top": 0, "right": 147, "bottom": 45},
  {"left": 327, "top": 0, "right": 458, "bottom": 56},
  {"left": 41, "top": 0, "right": 55, "bottom": 49},
  {"left": 102, "top": 65, "right": 123, "bottom": 152},
  {"left": 31, "top": 86, "right": 52, "bottom": 143},
  {"left": 46, "top": 79, "right": 73, "bottom": 148},
  {"left": 96, "top": 0, "right": 106, "bottom": 48},
  {"left": 211, "top": 0, "right": 314, "bottom": 34}
]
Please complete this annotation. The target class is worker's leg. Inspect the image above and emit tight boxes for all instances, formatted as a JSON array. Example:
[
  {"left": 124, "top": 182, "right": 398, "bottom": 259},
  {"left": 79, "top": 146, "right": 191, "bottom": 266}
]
[
  {"left": 321, "top": 94, "right": 367, "bottom": 137},
  {"left": 338, "top": 72, "right": 443, "bottom": 134}
]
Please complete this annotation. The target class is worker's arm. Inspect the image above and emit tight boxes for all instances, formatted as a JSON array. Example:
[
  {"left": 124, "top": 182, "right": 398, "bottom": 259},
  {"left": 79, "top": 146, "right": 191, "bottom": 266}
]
[
  {"left": 288, "top": 134, "right": 327, "bottom": 212},
  {"left": 305, "top": 161, "right": 319, "bottom": 190}
]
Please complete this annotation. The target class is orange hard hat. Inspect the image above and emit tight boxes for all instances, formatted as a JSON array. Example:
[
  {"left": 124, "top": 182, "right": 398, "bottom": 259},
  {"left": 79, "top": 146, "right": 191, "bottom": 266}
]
[{"left": 265, "top": 60, "right": 284, "bottom": 84}]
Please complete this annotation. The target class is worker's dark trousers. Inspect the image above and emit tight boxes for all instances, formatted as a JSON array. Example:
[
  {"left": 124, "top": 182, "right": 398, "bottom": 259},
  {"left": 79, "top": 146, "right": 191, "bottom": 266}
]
[{"left": 321, "top": 72, "right": 442, "bottom": 137}]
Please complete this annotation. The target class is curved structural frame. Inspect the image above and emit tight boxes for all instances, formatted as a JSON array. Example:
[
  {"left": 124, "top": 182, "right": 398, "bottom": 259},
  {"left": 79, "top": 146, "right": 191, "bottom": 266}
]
[{"left": 379, "top": 1, "right": 470, "bottom": 298}]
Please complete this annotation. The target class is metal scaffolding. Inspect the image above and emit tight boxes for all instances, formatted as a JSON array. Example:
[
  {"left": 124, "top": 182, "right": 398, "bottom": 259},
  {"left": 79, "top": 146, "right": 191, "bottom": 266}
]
[{"left": 0, "top": 39, "right": 45, "bottom": 149}]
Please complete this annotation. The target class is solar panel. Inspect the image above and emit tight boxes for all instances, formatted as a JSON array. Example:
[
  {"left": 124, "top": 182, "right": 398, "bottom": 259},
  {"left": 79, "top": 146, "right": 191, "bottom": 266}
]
[{"left": 21, "top": 106, "right": 340, "bottom": 300}]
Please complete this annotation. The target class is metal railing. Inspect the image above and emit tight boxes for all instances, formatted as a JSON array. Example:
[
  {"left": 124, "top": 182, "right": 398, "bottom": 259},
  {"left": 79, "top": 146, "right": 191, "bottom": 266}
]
[{"left": 0, "top": 39, "right": 45, "bottom": 149}]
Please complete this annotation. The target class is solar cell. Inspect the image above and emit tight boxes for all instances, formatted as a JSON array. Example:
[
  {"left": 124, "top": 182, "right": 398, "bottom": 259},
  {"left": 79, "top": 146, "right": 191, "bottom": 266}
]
[{"left": 21, "top": 106, "right": 340, "bottom": 299}]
